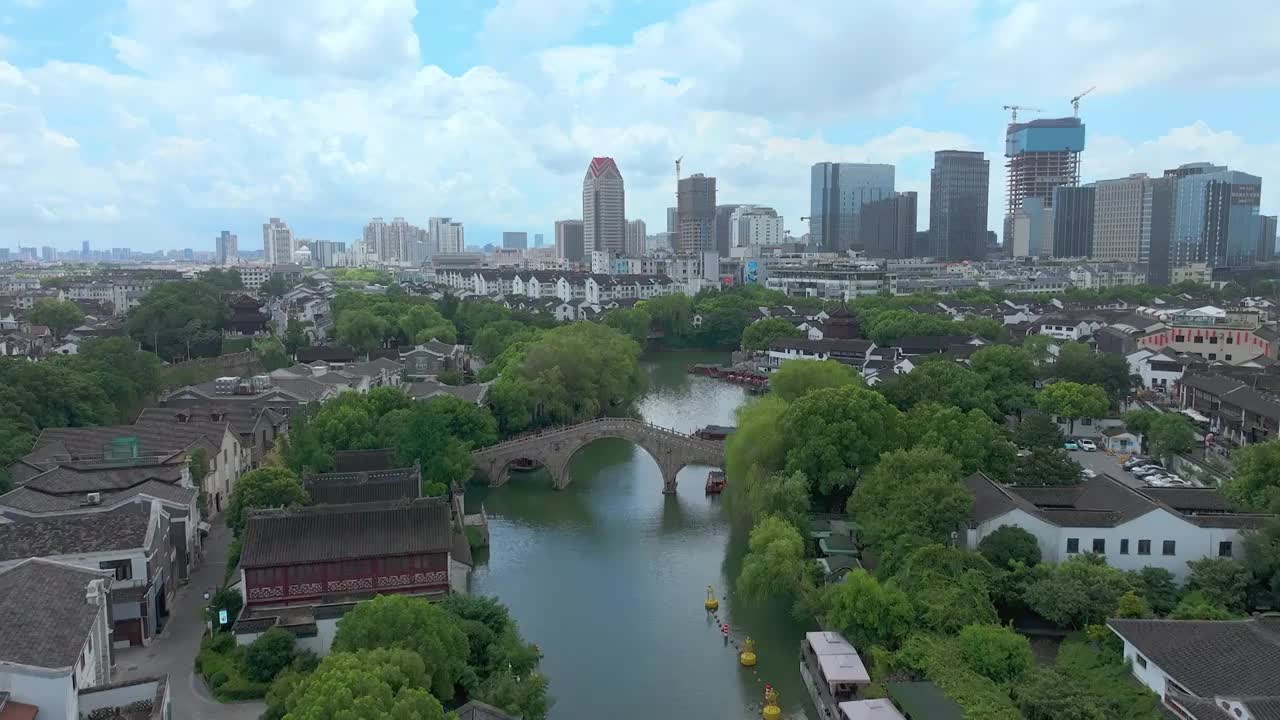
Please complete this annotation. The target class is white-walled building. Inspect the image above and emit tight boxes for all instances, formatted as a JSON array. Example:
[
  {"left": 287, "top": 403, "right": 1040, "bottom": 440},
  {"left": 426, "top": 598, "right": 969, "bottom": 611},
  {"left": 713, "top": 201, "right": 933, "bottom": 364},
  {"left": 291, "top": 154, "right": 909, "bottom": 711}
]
[
  {"left": 730, "top": 205, "right": 785, "bottom": 247},
  {"left": 964, "top": 472, "right": 1271, "bottom": 581},
  {"left": 263, "top": 217, "right": 294, "bottom": 266},
  {"left": 1108, "top": 616, "right": 1280, "bottom": 720},
  {"left": 625, "top": 219, "right": 647, "bottom": 257}
]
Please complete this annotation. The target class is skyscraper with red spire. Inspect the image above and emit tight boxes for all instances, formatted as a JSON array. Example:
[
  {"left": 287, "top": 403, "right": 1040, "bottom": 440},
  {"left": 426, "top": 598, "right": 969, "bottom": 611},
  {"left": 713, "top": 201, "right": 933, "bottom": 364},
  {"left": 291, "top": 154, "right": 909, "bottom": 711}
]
[{"left": 583, "top": 157, "right": 626, "bottom": 254}]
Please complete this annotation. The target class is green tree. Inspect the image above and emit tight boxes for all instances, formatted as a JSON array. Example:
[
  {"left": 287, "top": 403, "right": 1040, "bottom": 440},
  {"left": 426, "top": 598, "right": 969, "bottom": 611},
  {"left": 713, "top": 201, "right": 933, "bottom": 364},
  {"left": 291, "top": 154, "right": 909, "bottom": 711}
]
[
  {"left": 331, "top": 595, "right": 470, "bottom": 702},
  {"left": 391, "top": 396, "right": 498, "bottom": 487},
  {"left": 978, "top": 525, "right": 1042, "bottom": 569},
  {"left": 823, "top": 570, "right": 915, "bottom": 651},
  {"left": 127, "top": 280, "right": 227, "bottom": 359},
  {"left": 1170, "top": 590, "right": 1236, "bottom": 620},
  {"left": 399, "top": 304, "right": 457, "bottom": 345},
  {"left": 1022, "top": 334, "right": 1056, "bottom": 366},
  {"left": 254, "top": 338, "right": 291, "bottom": 372},
  {"left": 723, "top": 396, "right": 789, "bottom": 485},
  {"left": 970, "top": 344, "right": 1038, "bottom": 416},
  {"left": 1013, "top": 669, "right": 1106, "bottom": 720},
  {"left": 244, "top": 627, "right": 298, "bottom": 683},
  {"left": 1014, "top": 413, "right": 1066, "bottom": 451},
  {"left": 603, "top": 306, "right": 652, "bottom": 344},
  {"left": 473, "top": 320, "right": 537, "bottom": 362},
  {"left": 738, "top": 467, "right": 811, "bottom": 529},
  {"left": 781, "top": 385, "right": 907, "bottom": 503},
  {"left": 336, "top": 309, "right": 387, "bottom": 355},
  {"left": 1036, "top": 381, "right": 1110, "bottom": 434},
  {"left": 880, "top": 360, "right": 998, "bottom": 418},
  {"left": 1115, "top": 591, "right": 1152, "bottom": 619},
  {"left": 863, "top": 310, "right": 962, "bottom": 346},
  {"left": 639, "top": 294, "right": 695, "bottom": 339},
  {"left": 909, "top": 403, "right": 1018, "bottom": 480},
  {"left": 1243, "top": 517, "right": 1280, "bottom": 610},
  {"left": 957, "top": 624, "right": 1032, "bottom": 683},
  {"left": 891, "top": 545, "right": 999, "bottom": 634},
  {"left": 74, "top": 337, "right": 162, "bottom": 421},
  {"left": 226, "top": 467, "right": 309, "bottom": 536},
  {"left": 741, "top": 317, "right": 803, "bottom": 352},
  {"left": 1126, "top": 567, "right": 1180, "bottom": 615},
  {"left": 1023, "top": 556, "right": 1131, "bottom": 628},
  {"left": 1052, "top": 342, "right": 1136, "bottom": 404},
  {"left": 1147, "top": 413, "right": 1195, "bottom": 462},
  {"left": 475, "top": 669, "right": 553, "bottom": 720},
  {"left": 28, "top": 298, "right": 85, "bottom": 339},
  {"left": 849, "top": 448, "right": 970, "bottom": 553},
  {"left": 277, "top": 649, "right": 447, "bottom": 720},
  {"left": 455, "top": 300, "right": 514, "bottom": 342},
  {"left": 201, "top": 268, "right": 244, "bottom": 291},
  {"left": 1185, "top": 557, "right": 1251, "bottom": 612},
  {"left": 737, "top": 516, "right": 810, "bottom": 603},
  {"left": 1224, "top": 439, "right": 1280, "bottom": 512},
  {"left": 283, "top": 317, "right": 310, "bottom": 356},
  {"left": 769, "top": 359, "right": 861, "bottom": 402},
  {"left": 1011, "top": 448, "right": 1082, "bottom": 486}
]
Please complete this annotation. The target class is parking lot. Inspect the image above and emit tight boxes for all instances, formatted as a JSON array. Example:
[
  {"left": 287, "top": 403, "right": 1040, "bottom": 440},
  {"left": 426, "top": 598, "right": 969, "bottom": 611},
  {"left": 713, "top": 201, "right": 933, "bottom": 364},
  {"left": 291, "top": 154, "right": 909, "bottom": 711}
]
[{"left": 1070, "top": 448, "right": 1143, "bottom": 487}]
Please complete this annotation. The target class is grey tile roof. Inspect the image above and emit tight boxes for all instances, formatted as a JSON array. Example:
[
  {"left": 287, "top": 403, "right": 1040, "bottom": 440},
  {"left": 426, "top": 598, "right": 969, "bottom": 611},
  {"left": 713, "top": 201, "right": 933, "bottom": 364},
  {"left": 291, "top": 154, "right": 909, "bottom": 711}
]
[
  {"left": 0, "top": 504, "right": 152, "bottom": 561},
  {"left": 0, "top": 558, "right": 108, "bottom": 668},
  {"left": 240, "top": 498, "right": 451, "bottom": 569},
  {"left": 137, "top": 404, "right": 284, "bottom": 440},
  {"left": 22, "top": 460, "right": 185, "bottom": 495},
  {"left": 0, "top": 479, "right": 194, "bottom": 515},
  {"left": 25, "top": 419, "right": 231, "bottom": 464},
  {"left": 1108, "top": 617, "right": 1280, "bottom": 698},
  {"left": 456, "top": 700, "right": 520, "bottom": 720},
  {"left": 303, "top": 467, "right": 420, "bottom": 506},
  {"left": 1165, "top": 692, "right": 1233, "bottom": 720},
  {"left": 404, "top": 381, "right": 491, "bottom": 405}
]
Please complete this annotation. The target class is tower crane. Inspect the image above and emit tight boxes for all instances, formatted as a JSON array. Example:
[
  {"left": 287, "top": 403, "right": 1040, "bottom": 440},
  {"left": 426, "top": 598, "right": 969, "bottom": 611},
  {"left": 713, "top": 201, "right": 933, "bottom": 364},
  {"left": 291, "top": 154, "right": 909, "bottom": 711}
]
[
  {"left": 1070, "top": 86, "right": 1096, "bottom": 117},
  {"left": 1002, "top": 105, "right": 1044, "bottom": 124}
]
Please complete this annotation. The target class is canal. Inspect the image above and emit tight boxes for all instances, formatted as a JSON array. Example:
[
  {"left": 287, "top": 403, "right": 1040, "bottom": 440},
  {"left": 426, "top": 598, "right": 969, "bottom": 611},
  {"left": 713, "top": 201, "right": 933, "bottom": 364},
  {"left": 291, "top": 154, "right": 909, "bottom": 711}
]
[{"left": 466, "top": 351, "right": 817, "bottom": 720}]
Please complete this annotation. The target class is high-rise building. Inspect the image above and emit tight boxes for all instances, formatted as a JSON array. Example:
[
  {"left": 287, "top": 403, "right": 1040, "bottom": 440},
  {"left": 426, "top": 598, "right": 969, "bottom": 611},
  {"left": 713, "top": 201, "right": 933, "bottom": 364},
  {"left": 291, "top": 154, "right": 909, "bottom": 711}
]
[
  {"left": 929, "top": 151, "right": 989, "bottom": 261},
  {"left": 666, "top": 207, "right": 677, "bottom": 235},
  {"left": 677, "top": 173, "right": 717, "bottom": 256},
  {"left": 215, "top": 230, "right": 239, "bottom": 266},
  {"left": 1147, "top": 178, "right": 1176, "bottom": 286},
  {"left": 502, "top": 232, "right": 528, "bottom": 250},
  {"left": 1167, "top": 164, "right": 1263, "bottom": 267},
  {"left": 555, "top": 220, "right": 585, "bottom": 262},
  {"left": 81, "top": 241, "right": 90, "bottom": 259},
  {"left": 729, "top": 206, "right": 785, "bottom": 248},
  {"left": 583, "top": 157, "right": 625, "bottom": 253},
  {"left": 625, "top": 220, "right": 646, "bottom": 256},
  {"left": 263, "top": 218, "right": 294, "bottom": 265},
  {"left": 1051, "top": 186, "right": 1096, "bottom": 258},
  {"left": 809, "top": 163, "right": 895, "bottom": 252},
  {"left": 1091, "top": 174, "right": 1163, "bottom": 262},
  {"left": 1004, "top": 117, "right": 1086, "bottom": 247},
  {"left": 860, "top": 192, "right": 917, "bottom": 259},
  {"left": 534, "top": 233, "right": 545, "bottom": 248},
  {"left": 1011, "top": 198, "right": 1054, "bottom": 258},
  {"left": 713, "top": 204, "right": 743, "bottom": 256},
  {"left": 39, "top": 246, "right": 55, "bottom": 262},
  {"left": 1260, "top": 215, "right": 1278, "bottom": 262},
  {"left": 429, "top": 217, "right": 465, "bottom": 255}
]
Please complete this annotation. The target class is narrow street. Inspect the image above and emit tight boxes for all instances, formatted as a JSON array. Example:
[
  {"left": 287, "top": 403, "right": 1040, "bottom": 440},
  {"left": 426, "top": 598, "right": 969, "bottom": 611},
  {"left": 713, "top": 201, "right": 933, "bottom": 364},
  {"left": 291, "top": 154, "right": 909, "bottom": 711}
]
[{"left": 113, "top": 519, "right": 265, "bottom": 720}]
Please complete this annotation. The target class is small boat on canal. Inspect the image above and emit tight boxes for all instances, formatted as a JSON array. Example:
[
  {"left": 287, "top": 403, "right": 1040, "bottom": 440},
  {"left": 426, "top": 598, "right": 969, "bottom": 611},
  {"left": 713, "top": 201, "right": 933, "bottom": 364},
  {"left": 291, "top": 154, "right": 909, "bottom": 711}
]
[
  {"left": 687, "top": 364, "right": 770, "bottom": 392},
  {"left": 694, "top": 424, "right": 735, "bottom": 441},
  {"left": 704, "top": 470, "right": 727, "bottom": 495},
  {"left": 800, "top": 631, "right": 875, "bottom": 719}
]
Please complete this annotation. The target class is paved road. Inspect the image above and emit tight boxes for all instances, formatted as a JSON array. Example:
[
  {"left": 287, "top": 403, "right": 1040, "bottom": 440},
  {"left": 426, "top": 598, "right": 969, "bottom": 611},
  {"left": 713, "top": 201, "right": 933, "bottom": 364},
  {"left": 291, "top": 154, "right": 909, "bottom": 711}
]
[
  {"left": 114, "top": 519, "right": 265, "bottom": 720},
  {"left": 1070, "top": 448, "right": 1139, "bottom": 487}
]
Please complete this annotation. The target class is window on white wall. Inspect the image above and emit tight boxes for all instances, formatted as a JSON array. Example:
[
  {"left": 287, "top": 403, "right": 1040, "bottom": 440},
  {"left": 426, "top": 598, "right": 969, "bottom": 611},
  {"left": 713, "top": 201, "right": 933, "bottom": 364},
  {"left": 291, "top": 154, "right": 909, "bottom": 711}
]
[
  {"left": 1162, "top": 540, "right": 1176, "bottom": 556},
  {"left": 1066, "top": 538, "right": 1080, "bottom": 554}
]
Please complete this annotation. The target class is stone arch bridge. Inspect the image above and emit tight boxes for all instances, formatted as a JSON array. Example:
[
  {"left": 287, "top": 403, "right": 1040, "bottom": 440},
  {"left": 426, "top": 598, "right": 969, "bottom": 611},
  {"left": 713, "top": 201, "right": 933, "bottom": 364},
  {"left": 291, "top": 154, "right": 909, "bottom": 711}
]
[{"left": 471, "top": 417, "right": 725, "bottom": 494}]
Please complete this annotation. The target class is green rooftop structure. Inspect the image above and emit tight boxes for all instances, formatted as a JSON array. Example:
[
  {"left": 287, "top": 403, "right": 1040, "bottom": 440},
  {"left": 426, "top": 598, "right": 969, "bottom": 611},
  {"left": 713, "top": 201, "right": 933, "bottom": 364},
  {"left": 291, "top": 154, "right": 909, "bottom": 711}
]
[{"left": 886, "top": 682, "right": 964, "bottom": 720}]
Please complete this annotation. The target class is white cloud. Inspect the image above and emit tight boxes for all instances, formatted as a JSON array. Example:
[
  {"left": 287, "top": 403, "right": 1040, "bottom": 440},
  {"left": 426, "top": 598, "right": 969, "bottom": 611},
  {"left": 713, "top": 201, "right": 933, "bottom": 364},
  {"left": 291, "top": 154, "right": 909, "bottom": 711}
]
[{"left": 481, "top": 0, "right": 614, "bottom": 53}]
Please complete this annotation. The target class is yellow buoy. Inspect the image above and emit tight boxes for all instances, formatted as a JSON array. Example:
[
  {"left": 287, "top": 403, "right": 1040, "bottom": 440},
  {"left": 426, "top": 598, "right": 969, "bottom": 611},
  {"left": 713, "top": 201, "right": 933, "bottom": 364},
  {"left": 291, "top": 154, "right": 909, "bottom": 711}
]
[
  {"left": 762, "top": 686, "right": 781, "bottom": 720},
  {"left": 704, "top": 585, "right": 719, "bottom": 611},
  {"left": 739, "top": 636, "right": 758, "bottom": 667}
]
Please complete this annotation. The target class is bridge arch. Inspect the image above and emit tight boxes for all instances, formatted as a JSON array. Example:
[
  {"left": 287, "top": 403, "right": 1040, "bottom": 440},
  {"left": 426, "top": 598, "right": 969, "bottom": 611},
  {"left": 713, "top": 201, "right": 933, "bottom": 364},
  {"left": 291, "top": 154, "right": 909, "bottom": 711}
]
[{"left": 471, "top": 418, "right": 724, "bottom": 494}]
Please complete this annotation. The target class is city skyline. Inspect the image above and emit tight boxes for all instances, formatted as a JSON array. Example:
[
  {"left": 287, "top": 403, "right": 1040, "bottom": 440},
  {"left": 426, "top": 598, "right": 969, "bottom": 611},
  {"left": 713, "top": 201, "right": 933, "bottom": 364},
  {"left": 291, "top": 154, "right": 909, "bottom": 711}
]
[{"left": 1, "top": 1, "right": 1278, "bottom": 251}]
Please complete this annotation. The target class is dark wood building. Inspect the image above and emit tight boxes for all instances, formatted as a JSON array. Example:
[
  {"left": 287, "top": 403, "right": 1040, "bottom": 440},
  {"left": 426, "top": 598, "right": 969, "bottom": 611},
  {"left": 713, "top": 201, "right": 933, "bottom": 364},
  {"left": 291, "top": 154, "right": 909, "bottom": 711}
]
[
  {"left": 239, "top": 498, "right": 456, "bottom": 608},
  {"left": 225, "top": 294, "right": 269, "bottom": 336}
]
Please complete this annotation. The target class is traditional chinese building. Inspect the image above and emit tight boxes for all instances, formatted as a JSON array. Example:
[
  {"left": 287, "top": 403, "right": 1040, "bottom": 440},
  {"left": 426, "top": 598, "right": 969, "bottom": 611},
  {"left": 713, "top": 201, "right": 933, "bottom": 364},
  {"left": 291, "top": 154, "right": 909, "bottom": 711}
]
[{"left": 225, "top": 293, "right": 270, "bottom": 336}]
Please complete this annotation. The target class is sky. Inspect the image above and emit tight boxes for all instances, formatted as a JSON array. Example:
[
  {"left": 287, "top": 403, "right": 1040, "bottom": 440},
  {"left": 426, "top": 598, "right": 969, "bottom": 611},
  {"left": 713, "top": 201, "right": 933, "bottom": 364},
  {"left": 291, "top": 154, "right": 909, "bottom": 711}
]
[{"left": 1, "top": 0, "right": 1279, "bottom": 253}]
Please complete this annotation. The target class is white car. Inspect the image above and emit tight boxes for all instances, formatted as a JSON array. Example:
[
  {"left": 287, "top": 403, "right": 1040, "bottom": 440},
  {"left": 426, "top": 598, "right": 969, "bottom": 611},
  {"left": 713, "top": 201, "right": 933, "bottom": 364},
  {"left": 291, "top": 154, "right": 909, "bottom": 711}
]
[
  {"left": 1132, "top": 465, "right": 1167, "bottom": 476},
  {"left": 1081, "top": 469, "right": 1098, "bottom": 479},
  {"left": 1077, "top": 439, "right": 1098, "bottom": 452}
]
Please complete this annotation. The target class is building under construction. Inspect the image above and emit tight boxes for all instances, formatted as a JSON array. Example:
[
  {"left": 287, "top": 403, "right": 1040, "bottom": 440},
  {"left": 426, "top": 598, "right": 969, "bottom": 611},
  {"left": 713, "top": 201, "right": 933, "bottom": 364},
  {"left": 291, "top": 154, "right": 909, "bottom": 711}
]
[{"left": 1003, "top": 116, "right": 1086, "bottom": 246}]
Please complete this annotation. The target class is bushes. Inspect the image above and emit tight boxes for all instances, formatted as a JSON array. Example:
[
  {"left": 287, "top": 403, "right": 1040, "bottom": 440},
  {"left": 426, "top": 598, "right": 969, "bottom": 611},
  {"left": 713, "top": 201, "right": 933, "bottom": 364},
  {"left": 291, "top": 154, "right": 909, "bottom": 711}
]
[
  {"left": 978, "top": 526, "right": 1041, "bottom": 569},
  {"left": 956, "top": 625, "right": 1031, "bottom": 683},
  {"left": 1053, "top": 637, "right": 1163, "bottom": 719},
  {"left": 244, "top": 628, "right": 298, "bottom": 683},
  {"left": 882, "top": 634, "right": 1022, "bottom": 720},
  {"left": 196, "top": 631, "right": 280, "bottom": 702}
]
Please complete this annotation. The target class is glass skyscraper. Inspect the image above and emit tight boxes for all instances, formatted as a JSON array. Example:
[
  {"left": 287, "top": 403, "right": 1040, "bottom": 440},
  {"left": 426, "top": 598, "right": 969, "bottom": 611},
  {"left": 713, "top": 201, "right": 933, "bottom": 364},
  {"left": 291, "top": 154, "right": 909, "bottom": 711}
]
[{"left": 809, "top": 163, "right": 895, "bottom": 252}]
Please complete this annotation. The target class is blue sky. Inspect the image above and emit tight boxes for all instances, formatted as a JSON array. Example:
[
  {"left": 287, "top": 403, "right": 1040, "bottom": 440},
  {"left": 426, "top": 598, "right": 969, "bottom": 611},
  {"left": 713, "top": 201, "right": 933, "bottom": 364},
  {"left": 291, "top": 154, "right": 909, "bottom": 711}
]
[{"left": 1, "top": 0, "right": 1278, "bottom": 252}]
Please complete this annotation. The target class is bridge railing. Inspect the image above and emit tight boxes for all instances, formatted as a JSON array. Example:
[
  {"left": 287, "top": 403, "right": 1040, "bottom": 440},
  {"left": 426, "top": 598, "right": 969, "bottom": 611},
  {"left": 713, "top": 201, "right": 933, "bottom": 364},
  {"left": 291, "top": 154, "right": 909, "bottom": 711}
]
[{"left": 473, "top": 416, "right": 721, "bottom": 455}]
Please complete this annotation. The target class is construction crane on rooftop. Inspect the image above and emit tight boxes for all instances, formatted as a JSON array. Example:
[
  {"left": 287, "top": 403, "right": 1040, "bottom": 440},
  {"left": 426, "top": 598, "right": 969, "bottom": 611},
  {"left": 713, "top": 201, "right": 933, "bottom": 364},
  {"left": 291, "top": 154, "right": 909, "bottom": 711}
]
[
  {"left": 1071, "top": 86, "right": 1096, "bottom": 117},
  {"left": 1002, "top": 104, "right": 1044, "bottom": 124}
]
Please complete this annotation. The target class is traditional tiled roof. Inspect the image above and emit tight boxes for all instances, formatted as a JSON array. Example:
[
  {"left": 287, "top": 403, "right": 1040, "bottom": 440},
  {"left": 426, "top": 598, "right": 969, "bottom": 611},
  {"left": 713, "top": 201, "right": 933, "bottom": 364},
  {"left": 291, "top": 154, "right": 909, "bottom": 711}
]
[
  {"left": 0, "top": 503, "right": 153, "bottom": 561},
  {"left": 303, "top": 467, "right": 420, "bottom": 506},
  {"left": 769, "top": 338, "right": 874, "bottom": 355},
  {"left": 22, "top": 459, "right": 185, "bottom": 495},
  {"left": 404, "top": 381, "right": 491, "bottom": 405},
  {"left": 137, "top": 405, "right": 284, "bottom": 441},
  {"left": 0, "top": 558, "right": 109, "bottom": 669},
  {"left": 24, "top": 419, "right": 232, "bottom": 464},
  {"left": 1, "top": 478, "right": 194, "bottom": 515},
  {"left": 896, "top": 335, "right": 981, "bottom": 353},
  {"left": 240, "top": 498, "right": 451, "bottom": 569},
  {"left": 456, "top": 700, "right": 520, "bottom": 720},
  {"left": 296, "top": 346, "right": 356, "bottom": 364},
  {"left": 1108, "top": 616, "right": 1280, "bottom": 698}
]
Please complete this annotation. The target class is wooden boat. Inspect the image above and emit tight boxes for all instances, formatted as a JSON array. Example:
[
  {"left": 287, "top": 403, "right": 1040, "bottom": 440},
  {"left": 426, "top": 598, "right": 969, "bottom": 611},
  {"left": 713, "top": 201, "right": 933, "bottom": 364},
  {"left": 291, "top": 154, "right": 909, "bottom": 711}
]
[{"left": 705, "top": 470, "right": 727, "bottom": 495}]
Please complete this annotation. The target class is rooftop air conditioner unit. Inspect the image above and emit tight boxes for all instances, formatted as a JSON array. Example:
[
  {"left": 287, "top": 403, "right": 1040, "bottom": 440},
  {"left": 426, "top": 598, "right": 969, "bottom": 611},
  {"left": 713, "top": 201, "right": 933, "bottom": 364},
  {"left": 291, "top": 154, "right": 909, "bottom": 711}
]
[{"left": 86, "top": 492, "right": 101, "bottom": 505}]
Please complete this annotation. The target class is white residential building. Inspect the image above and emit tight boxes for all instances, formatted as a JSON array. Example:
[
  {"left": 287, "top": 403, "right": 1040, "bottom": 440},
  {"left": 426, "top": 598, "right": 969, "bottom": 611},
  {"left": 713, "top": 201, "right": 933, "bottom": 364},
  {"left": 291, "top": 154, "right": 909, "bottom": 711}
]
[
  {"left": 625, "top": 219, "right": 646, "bottom": 257},
  {"left": 730, "top": 205, "right": 785, "bottom": 247},
  {"left": 964, "top": 472, "right": 1271, "bottom": 581},
  {"left": 430, "top": 217, "right": 465, "bottom": 255},
  {"left": 263, "top": 217, "right": 294, "bottom": 266}
]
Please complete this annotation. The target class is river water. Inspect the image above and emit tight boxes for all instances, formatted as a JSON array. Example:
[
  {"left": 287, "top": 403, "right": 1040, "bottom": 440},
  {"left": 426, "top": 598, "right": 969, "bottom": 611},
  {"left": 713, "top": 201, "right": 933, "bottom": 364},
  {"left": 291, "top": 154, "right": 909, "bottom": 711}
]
[{"left": 466, "top": 351, "right": 817, "bottom": 720}]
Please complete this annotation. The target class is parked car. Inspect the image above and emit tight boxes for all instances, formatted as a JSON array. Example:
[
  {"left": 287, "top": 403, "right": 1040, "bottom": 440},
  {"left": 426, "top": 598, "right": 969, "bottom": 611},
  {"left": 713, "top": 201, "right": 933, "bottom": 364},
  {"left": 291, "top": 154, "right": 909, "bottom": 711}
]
[
  {"left": 1081, "top": 468, "right": 1098, "bottom": 479},
  {"left": 1132, "top": 465, "right": 1168, "bottom": 477},
  {"left": 1077, "top": 439, "right": 1098, "bottom": 452},
  {"left": 1123, "top": 457, "right": 1148, "bottom": 470},
  {"left": 1064, "top": 440, "right": 1080, "bottom": 451}
]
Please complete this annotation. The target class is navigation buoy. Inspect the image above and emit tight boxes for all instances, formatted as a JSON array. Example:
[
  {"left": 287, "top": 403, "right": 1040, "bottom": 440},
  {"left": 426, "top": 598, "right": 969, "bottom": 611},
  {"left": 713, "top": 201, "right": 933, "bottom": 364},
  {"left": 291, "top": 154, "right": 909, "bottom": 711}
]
[
  {"left": 739, "top": 636, "right": 757, "bottom": 667},
  {"left": 705, "top": 585, "right": 719, "bottom": 611},
  {"left": 762, "top": 685, "right": 781, "bottom": 720}
]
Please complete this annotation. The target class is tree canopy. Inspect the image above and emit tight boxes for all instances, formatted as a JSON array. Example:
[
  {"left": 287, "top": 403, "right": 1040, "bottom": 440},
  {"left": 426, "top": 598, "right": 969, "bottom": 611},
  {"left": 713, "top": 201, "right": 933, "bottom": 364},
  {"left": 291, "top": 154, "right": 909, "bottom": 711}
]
[
  {"left": 737, "top": 516, "right": 811, "bottom": 603},
  {"left": 908, "top": 403, "right": 1017, "bottom": 480},
  {"left": 880, "top": 361, "right": 998, "bottom": 419},
  {"left": 1023, "top": 556, "right": 1131, "bottom": 628},
  {"left": 849, "top": 448, "right": 970, "bottom": 552},
  {"left": 823, "top": 570, "right": 915, "bottom": 651},
  {"left": 1036, "top": 382, "right": 1110, "bottom": 434},
  {"left": 1224, "top": 439, "right": 1280, "bottom": 512},
  {"left": 978, "top": 525, "right": 1042, "bottom": 569},
  {"left": 781, "top": 384, "right": 906, "bottom": 503},
  {"left": 275, "top": 648, "right": 448, "bottom": 720},
  {"left": 769, "top": 359, "right": 861, "bottom": 402},
  {"left": 741, "top": 317, "right": 803, "bottom": 352},
  {"left": 127, "top": 280, "right": 228, "bottom": 359},
  {"left": 331, "top": 595, "right": 471, "bottom": 702},
  {"left": 28, "top": 299, "right": 85, "bottom": 338},
  {"left": 226, "top": 467, "right": 309, "bottom": 536}
]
